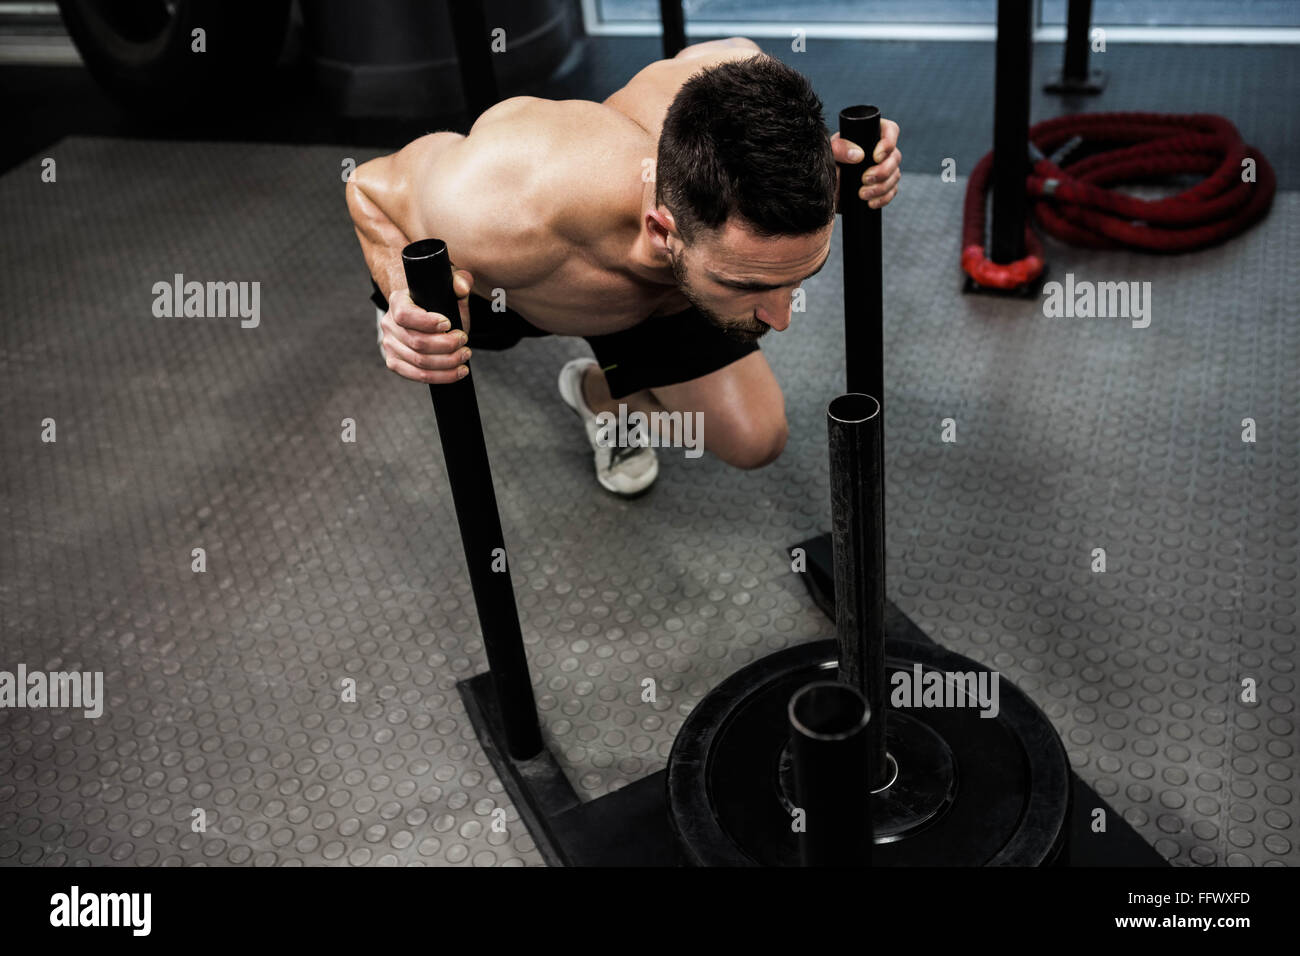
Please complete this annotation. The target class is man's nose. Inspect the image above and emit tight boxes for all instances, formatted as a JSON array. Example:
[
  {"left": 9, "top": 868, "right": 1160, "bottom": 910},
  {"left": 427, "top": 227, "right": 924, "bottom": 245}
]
[{"left": 756, "top": 291, "right": 794, "bottom": 331}]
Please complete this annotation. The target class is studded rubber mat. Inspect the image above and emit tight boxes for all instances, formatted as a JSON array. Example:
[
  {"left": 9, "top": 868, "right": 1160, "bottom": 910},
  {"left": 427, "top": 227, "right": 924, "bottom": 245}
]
[{"left": 0, "top": 137, "right": 1295, "bottom": 867}]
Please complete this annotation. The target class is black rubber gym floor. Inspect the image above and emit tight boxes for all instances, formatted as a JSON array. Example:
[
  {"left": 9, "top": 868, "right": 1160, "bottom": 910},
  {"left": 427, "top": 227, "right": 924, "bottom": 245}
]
[{"left": 0, "top": 34, "right": 1296, "bottom": 867}]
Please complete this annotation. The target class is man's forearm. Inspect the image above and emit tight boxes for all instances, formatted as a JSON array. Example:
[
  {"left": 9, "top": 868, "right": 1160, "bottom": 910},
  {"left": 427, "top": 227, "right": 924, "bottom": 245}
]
[{"left": 359, "top": 236, "right": 406, "bottom": 304}]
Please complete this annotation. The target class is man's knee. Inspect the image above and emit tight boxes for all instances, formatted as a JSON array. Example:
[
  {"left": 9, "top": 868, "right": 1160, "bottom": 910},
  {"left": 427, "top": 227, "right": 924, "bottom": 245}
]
[{"left": 714, "top": 413, "right": 788, "bottom": 470}]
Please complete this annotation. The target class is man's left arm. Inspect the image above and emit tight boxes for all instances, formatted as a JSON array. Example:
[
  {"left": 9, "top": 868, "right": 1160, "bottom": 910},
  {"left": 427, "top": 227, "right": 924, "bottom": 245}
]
[{"left": 832, "top": 120, "right": 902, "bottom": 210}]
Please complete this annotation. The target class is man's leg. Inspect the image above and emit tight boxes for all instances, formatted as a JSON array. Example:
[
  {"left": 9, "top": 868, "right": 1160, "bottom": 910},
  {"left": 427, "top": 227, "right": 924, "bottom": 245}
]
[{"left": 581, "top": 351, "right": 788, "bottom": 470}]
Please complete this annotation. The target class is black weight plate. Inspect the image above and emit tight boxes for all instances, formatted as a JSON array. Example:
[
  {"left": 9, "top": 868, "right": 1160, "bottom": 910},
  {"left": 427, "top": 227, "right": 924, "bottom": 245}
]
[{"left": 666, "top": 639, "right": 1071, "bottom": 866}]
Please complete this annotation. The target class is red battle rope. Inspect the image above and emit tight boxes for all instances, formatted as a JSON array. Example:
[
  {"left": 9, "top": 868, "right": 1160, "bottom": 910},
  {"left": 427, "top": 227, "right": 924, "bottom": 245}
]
[{"left": 961, "top": 112, "right": 1277, "bottom": 290}]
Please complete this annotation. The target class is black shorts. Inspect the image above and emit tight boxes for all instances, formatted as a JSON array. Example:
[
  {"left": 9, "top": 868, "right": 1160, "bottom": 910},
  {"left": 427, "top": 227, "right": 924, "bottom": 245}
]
[{"left": 370, "top": 280, "right": 758, "bottom": 400}]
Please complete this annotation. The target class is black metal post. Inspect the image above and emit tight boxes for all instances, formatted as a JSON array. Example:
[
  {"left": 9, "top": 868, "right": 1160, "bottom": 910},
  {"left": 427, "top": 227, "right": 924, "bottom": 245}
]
[
  {"left": 658, "top": 0, "right": 687, "bottom": 59},
  {"left": 828, "top": 393, "right": 888, "bottom": 791},
  {"left": 837, "top": 107, "right": 886, "bottom": 655},
  {"left": 784, "top": 105, "right": 887, "bottom": 620},
  {"left": 788, "top": 681, "right": 874, "bottom": 866},
  {"left": 1063, "top": 0, "right": 1090, "bottom": 80},
  {"left": 1046, "top": 0, "right": 1107, "bottom": 94},
  {"left": 447, "top": 0, "right": 499, "bottom": 120},
  {"left": 838, "top": 105, "right": 883, "bottom": 399},
  {"left": 991, "top": 0, "right": 1032, "bottom": 264},
  {"left": 402, "top": 239, "right": 543, "bottom": 761}
]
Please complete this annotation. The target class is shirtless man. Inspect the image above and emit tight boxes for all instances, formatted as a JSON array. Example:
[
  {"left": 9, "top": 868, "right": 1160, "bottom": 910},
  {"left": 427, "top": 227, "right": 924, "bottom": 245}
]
[{"left": 347, "top": 38, "right": 901, "bottom": 496}]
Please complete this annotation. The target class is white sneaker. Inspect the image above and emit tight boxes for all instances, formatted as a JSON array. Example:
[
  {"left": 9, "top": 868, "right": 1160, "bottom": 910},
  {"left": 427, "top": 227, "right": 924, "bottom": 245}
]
[{"left": 557, "top": 357, "right": 659, "bottom": 497}]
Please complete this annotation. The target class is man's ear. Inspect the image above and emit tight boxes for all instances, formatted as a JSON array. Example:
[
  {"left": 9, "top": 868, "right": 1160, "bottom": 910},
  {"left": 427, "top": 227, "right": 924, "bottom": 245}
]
[{"left": 645, "top": 206, "right": 677, "bottom": 251}]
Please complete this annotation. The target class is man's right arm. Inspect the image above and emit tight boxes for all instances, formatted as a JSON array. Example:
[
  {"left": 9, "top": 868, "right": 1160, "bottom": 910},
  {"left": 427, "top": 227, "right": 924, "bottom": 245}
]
[
  {"left": 346, "top": 132, "right": 462, "bottom": 302},
  {"left": 345, "top": 132, "right": 477, "bottom": 384}
]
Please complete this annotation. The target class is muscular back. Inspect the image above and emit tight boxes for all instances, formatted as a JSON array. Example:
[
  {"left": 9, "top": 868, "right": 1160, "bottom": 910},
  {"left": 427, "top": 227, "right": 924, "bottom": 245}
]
[
  {"left": 420, "top": 97, "right": 654, "bottom": 333},
  {"left": 347, "top": 42, "right": 764, "bottom": 336}
]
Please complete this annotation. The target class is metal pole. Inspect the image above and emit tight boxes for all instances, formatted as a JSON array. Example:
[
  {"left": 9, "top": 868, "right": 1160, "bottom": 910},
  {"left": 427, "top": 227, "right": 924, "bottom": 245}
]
[
  {"left": 836, "top": 106, "right": 887, "bottom": 662},
  {"left": 788, "top": 680, "right": 874, "bottom": 866},
  {"left": 782, "top": 105, "right": 889, "bottom": 619},
  {"left": 658, "top": 0, "right": 687, "bottom": 59},
  {"left": 837, "top": 105, "right": 883, "bottom": 400},
  {"left": 447, "top": 0, "right": 499, "bottom": 121},
  {"left": 991, "top": 0, "right": 1032, "bottom": 264},
  {"left": 401, "top": 239, "right": 543, "bottom": 761},
  {"left": 828, "top": 393, "right": 888, "bottom": 790},
  {"left": 1063, "top": 0, "right": 1092, "bottom": 82},
  {"left": 1046, "top": 0, "right": 1107, "bottom": 94}
]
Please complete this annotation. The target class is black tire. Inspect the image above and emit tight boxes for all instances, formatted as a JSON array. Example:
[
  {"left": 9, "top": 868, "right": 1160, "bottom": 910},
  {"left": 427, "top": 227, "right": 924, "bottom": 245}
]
[{"left": 57, "top": 0, "right": 292, "bottom": 111}]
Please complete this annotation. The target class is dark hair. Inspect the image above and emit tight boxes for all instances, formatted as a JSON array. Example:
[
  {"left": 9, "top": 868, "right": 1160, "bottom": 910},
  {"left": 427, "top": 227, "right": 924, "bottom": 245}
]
[{"left": 655, "top": 55, "right": 837, "bottom": 241}]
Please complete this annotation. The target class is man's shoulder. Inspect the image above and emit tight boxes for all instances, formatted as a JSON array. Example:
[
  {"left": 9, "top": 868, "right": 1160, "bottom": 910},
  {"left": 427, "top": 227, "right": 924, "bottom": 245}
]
[
  {"left": 461, "top": 97, "right": 647, "bottom": 198},
  {"left": 465, "top": 95, "right": 649, "bottom": 230},
  {"left": 470, "top": 95, "right": 649, "bottom": 152},
  {"left": 435, "top": 97, "right": 645, "bottom": 283},
  {"left": 603, "top": 47, "right": 766, "bottom": 137}
]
